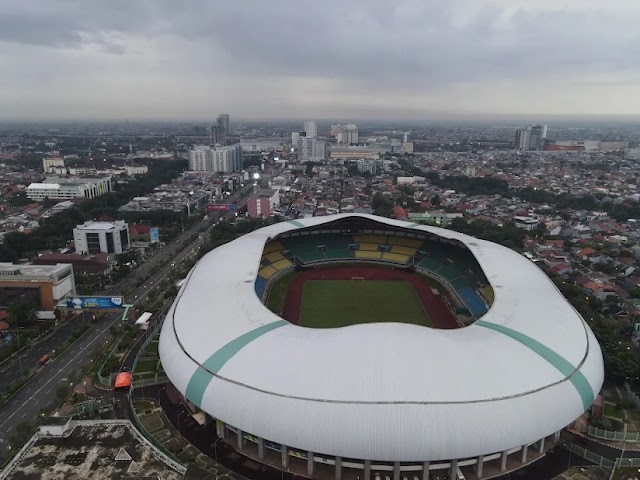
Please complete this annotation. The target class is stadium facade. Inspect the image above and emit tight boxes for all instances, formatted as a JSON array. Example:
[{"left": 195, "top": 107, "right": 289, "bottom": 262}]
[{"left": 159, "top": 214, "right": 604, "bottom": 479}]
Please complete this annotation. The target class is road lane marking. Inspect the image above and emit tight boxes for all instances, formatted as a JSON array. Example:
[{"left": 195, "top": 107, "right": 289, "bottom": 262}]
[{"left": 0, "top": 327, "right": 106, "bottom": 430}]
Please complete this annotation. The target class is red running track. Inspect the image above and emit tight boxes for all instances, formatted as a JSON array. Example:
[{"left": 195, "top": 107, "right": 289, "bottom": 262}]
[{"left": 280, "top": 266, "right": 459, "bottom": 329}]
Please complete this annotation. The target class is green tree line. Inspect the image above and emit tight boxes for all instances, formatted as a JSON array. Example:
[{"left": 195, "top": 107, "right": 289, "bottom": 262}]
[{"left": 0, "top": 160, "right": 187, "bottom": 261}]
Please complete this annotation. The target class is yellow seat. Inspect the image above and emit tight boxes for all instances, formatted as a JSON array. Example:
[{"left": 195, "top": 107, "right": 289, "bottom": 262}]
[
  {"left": 359, "top": 243, "right": 379, "bottom": 251},
  {"left": 272, "top": 258, "right": 294, "bottom": 271},
  {"left": 263, "top": 241, "right": 285, "bottom": 254},
  {"left": 481, "top": 286, "right": 495, "bottom": 302},
  {"left": 264, "top": 251, "right": 285, "bottom": 263},
  {"left": 388, "top": 237, "right": 422, "bottom": 248},
  {"left": 354, "top": 234, "right": 387, "bottom": 244},
  {"left": 382, "top": 252, "right": 410, "bottom": 264},
  {"left": 355, "top": 251, "right": 382, "bottom": 260},
  {"left": 391, "top": 245, "right": 417, "bottom": 256},
  {"left": 258, "top": 265, "right": 277, "bottom": 279}
]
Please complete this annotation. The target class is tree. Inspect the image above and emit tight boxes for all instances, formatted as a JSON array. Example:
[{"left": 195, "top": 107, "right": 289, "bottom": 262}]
[
  {"left": 372, "top": 192, "right": 394, "bottom": 218},
  {"left": 55, "top": 382, "right": 72, "bottom": 403},
  {"left": 431, "top": 195, "right": 441, "bottom": 207},
  {"left": 9, "top": 421, "right": 33, "bottom": 450}
]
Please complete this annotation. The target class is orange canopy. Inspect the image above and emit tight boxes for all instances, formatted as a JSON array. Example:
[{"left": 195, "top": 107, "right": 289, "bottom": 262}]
[{"left": 114, "top": 372, "right": 132, "bottom": 389}]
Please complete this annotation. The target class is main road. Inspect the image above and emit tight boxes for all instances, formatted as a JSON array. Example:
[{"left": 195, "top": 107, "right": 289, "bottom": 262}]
[{"left": 0, "top": 185, "right": 255, "bottom": 453}]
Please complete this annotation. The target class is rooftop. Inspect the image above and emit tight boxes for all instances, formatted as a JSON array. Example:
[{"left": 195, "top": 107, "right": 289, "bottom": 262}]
[
  {"left": 75, "top": 221, "right": 126, "bottom": 231},
  {"left": 0, "top": 262, "right": 71, "bottom": 278},
  {"left": 2, "top": 421, "right": 184, "bottom": 480}
]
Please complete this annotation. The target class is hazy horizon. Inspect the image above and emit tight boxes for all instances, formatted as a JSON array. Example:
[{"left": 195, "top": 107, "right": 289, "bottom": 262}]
[{"left": 1, "top": 1, "right": 640, "bottom": 121}]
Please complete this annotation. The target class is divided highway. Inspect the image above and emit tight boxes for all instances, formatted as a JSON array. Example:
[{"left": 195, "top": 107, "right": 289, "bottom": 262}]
[{"left": 0, "top": 185, "right": 254, "bottom": 453}]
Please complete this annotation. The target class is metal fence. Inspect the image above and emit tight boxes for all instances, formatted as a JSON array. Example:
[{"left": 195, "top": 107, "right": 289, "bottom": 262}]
[
  {"left": 131, "top": 305, "right": 168, "bottom": 388},
  {"left": 96, "top": 342, "right": 119, "bottom": 387},
  {"left": 562, "top": 442, "right": 616, "bottom": 469},
  {"left": 586, "top": 425, "right": 640, "bottom": 443},
  {"left": 126, "top": 390, "right": 186, "bottom": 472},
  {"left": 126, "top": 305, "right": 181, "bottom": 467},
  {"left": 624, "top": 382, "right": 640, "bottom": 409}
]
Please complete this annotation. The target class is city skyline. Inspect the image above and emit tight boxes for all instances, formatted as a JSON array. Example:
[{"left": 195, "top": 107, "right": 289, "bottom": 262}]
[{"left": 1, "top": 0, "right": 640, "bottom": 120}]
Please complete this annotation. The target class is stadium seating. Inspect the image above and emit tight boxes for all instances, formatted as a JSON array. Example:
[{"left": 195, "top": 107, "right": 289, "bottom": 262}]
[
  {"left": 255, "top": 277, "right": 267, "bottom": 298},
  {"left": 458, "top": 287, "right": 488, "bottom": 316},
  {"left": 388, "top": 237, "right": 423, "bottom": 248},
  {"left": 480, "top": 285, "right": 495, "bottom": 303},
  {"left": 264, "top": 251, "right": 285, "bottom": 263},
  {"left": 263, "top": 241, "right": 285, "bottom": 254},
  {"left": 258, "top": 265, "right": 278, "bottom": 280},
  {"left": 390, "top": 245, "right": 418, "bottom": 256},
  {"left": 355, "top": 250, "right": 382, "bottom": 260},
  {"left": 354, "top": 234, "right": 387, "bottom": 244},
  {"left": 270, "top": 232, "right": 491, "bottom": 317},
  {"left": 381, "top": 252, "right": 410, "bottom": 264},
  {"left": 272, "top": 258, "right": 294, "bottom": 271},
  {"left": 282, "top": 235, "right": 354, "bottom": 262}
]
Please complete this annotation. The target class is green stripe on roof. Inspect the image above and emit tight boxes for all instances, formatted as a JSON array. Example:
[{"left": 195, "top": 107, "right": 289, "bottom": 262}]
[
  {"left": 186, "top": 320, "right": 288, "bottom": 408},
  {"left": 476, "top": 320, "right": 594, "bottom": 410},
  {"left": 407, "top": 223, "right": 421, "bottom": 228},
  {"left": 287, "top": 220, "right": 305, "bottom": 228}
]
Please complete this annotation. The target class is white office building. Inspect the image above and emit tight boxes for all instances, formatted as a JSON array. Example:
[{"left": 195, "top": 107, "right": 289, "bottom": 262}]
[
  {"left": 188, "top": 145, "right": 243, "bottom": 173},
  {"left": 73, "top": 220, "right": 130, "bottom": 255},
  {"left": 26, "top": 177, "right": 112, "bottom": 201},
  {"left": 304, "top": 120, "right": 318, "bottom": 139},
  {"left": 336, "top": 124, "right": 359, "bottom": 144},
  {"left": 515, "top": 124, "right": 547, "bottom": 151},
  {"left": 239, "top": 138, "right": 286, "bottom": 153},
  {"left": 357, "top": 159, "right": 377, "bottom": 175},
  {"left": 42, "top": 157, "right": 65, "bottom": 173},
  {"left": 298, "top": 137, "right": 326, "bottom": 161}
]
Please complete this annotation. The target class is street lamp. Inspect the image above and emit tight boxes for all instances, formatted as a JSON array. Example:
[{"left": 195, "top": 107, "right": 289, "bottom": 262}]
[
  {"left": 157, "top": 386, "right": 165, "bottom": 405},
  {"left": 213, "top": 436, "right": 223, "bottom": 463},
  {"left": 177, "top": 411, "right": 185, "bottom": 436}
]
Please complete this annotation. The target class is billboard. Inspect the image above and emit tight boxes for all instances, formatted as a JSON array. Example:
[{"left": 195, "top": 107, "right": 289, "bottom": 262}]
[
  {"left": 66, "top": 296, "right": 125, "bottom": 309},
  {"left": 149, "top": 227, "right": 160, "bottom": 243},
  {"left": 206, "top": 203, "right": 237, "bottom": 212}
]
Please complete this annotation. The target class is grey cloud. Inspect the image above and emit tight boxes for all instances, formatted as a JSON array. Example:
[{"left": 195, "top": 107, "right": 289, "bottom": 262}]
[{"left": 0, "top": 0, "right": 639, "bottom": 118}]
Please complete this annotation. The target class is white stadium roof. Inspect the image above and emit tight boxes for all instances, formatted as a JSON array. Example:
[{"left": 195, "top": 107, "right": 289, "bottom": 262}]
[{"left": 159, "top": 214, "right": 604, "bottom": 462}]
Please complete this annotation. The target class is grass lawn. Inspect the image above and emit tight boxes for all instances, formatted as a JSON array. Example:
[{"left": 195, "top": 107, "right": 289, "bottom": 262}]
[
  {"left": 134, "top": 358, "right": 159, "bottom": 373},
  {"left": 266, "top": 271, "right": 300, "bottom": 314},
  {"left": 139, "top": 412, "right": 164, "bottom": 433},
  {"left": 300, "top": 280, "right": 430, "bottom": 328},
  {"left": 604, "top": 402, "right": 625, "bottom": 420}
]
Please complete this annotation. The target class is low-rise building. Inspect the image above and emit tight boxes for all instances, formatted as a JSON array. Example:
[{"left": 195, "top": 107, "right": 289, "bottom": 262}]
[
  {"left": 26, "top": 176, "right": 112, "bottom": 201},
  {"left": 513, "top": 216, "right": 539, "bottom": 231},
  {"left": 0, "top": 263, "right": 75, "bottom": 311},
  {"left": 124, "top": 163, "right": 149, "bottom": 176},
  {"left": 73, "top": 220, "right": 130, "bottom": 255},
  {"left": 42, "top": 157, "right": 65, "bottom": 173},
  {"left": 247, "top": 189, "right": 280, "bottom": 218},
  {"left": 408, "top": 211, "right": 463, "bottom": 227},
  {"left": 32, "top": 252, "right": 111, "bottom": 273},
  {"left": 240, "top": 137, "right": 286, "bottom": 152}
]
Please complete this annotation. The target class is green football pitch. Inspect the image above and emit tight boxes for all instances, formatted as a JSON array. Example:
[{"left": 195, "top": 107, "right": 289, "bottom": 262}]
[{"left": 299, "top": 280, "right": 431, "bottom": 328}]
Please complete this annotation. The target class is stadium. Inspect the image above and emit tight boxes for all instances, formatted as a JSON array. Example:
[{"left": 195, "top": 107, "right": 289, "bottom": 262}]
[{"left": 159, "top": 213, "right": 604, "bottom": 480}]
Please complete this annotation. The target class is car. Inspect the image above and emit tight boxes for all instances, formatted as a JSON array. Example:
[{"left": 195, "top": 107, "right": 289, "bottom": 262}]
[{"left": 120, "top": 366, "right": 131, "bottom": 372}]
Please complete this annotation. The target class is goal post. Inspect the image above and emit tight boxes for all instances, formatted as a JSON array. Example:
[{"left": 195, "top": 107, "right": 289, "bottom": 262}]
[{"left": 351, "top": 277, "right": 365, "bottom": 282}]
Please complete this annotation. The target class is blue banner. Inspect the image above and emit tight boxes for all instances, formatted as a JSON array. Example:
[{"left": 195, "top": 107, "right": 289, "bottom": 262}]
[
  {"left": 66, "top": 296, "right": 125, "bottom": 309},
  {"left": 150, "top": 227, "right": 160, "bottom": 243}
]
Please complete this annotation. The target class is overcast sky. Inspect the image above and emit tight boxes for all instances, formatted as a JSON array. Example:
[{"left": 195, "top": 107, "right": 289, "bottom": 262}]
[{"left": 1, "top": 0, "right": 639, "bottom": 121}]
